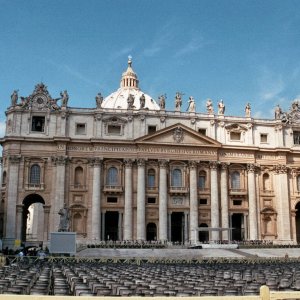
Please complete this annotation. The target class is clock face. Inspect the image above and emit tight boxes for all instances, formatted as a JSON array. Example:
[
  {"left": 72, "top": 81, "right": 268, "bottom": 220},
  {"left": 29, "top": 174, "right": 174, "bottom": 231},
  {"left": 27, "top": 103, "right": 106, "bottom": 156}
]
[{"left": 33, "top": 94, "right": 47, "bottom": 108}]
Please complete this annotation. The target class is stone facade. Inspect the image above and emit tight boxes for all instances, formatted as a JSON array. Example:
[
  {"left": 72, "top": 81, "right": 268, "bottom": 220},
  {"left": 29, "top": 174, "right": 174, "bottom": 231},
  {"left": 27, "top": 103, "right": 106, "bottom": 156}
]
[{"left": 1, "top": 59, "right": 300, "bottom": 249}]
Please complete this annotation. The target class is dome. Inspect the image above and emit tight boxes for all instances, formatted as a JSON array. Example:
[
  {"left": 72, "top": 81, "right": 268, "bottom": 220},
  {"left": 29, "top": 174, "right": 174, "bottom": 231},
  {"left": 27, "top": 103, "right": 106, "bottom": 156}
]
[{"left": 102, "top": 57, "right": 160, "bottom": 111}]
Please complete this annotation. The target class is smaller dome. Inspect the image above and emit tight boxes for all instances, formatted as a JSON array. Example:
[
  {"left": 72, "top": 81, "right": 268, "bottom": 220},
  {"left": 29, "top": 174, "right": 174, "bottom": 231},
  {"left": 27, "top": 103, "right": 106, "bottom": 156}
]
[{"left": 102, "top": 57, "right": 160, "bottom": 110}]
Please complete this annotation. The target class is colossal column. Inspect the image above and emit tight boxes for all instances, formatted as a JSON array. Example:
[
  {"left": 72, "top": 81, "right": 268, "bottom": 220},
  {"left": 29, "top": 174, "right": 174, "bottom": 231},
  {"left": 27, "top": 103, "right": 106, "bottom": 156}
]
[
  {"left": 220, "top": 163, "right": 229, "bottom": 240},
  {"left": 91, "top": 158, "right": 102, "bottom": 241},
  {"left": 247, "top": 164, "right": 258, "bottom": 240},
  {"left": 210, "top": 161, "right": 219, "bottom": 241},
  {"left": 53, "top": 156, "right": 68, "bottom": 232},
  {"left": 189, "top": 161, "right": 198, "bottom": 243},
  {"left": 275, "top": 165, "right": 292, "bottom": 242},
  {"left": 4, "top": 155, "right": 21, "bottom": 248},
  {"left": 123, "top": 159, "right": 133, "bottom": 240},
  {"left": 136, "top": 159, "right": 146, "bottom": 240},
  {"left": 159, "top": 160, "right": 168, "bottom": 241}
]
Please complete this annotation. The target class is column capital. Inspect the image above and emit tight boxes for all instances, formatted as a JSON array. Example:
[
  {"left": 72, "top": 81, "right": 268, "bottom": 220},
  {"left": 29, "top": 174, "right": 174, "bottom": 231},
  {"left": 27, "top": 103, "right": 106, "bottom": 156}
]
[
  {"left": 220, "top": 162, "right": 229, "bottom": 170},
  {"left": 158, "top": 159, "right": 168, "bottom": 168},
  {"left": 52, "top": 156, "right": 69, "bottom": 166},
  {"left": 137, "top": 158, "right": 146, "bottom": 167},
  {"left": 89, "top": 157, "right": 103, "bottom": 166},
  {"left": 9, "top": 155, "right": 21, "bottom": 164},
  {"left": 209, "top": 161, "right": 219, "bottom": 169},
  {"left": 274, "top": 164, "right": 288, "bottom": 174},
  {"left": 124, "top": 158, "right": 134, "bottom": 167},
  {"left": 247, "top": 163, "right": 258, "bottom": 173},
  {"left": 188, "top": 160, "right": 198, "bottom": 169}
]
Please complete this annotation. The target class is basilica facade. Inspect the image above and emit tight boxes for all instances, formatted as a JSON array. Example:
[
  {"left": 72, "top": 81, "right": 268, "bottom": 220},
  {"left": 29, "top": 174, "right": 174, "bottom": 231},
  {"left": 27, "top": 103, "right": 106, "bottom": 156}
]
[{"left": 1, "top": 58, "right": 300, "bottom": 249}]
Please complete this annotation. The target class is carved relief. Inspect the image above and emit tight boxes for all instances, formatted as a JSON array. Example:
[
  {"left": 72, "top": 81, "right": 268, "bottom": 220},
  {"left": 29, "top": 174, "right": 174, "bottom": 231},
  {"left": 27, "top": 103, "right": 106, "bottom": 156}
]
[{"left": 173, "top": 127, "right": 184, "bottom": 143}]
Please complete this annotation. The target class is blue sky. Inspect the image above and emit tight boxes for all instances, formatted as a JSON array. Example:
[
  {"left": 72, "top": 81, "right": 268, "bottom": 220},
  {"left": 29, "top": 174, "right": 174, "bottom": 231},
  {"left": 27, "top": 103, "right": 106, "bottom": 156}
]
[{"left": 1, "top": 0, "right": 300, "bottom": 136}]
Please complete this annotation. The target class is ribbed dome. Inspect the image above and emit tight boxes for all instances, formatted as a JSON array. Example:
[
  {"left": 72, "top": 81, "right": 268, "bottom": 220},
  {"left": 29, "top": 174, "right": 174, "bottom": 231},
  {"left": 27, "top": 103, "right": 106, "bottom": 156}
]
[{"left": 102, "top": 57, "right": 160, "bottom": 110}]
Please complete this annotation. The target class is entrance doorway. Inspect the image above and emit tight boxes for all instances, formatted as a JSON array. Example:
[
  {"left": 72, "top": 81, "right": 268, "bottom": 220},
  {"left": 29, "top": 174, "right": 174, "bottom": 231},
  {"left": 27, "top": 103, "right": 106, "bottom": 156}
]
[
  {"left": 295, "top": 202, "right": 300, "bottom": 243},
  {"left": 199, "top": 223, "right": 209, "bottom": 242},
  {"left": 104, "top": 211, "right": 119, "bottom": 241},
  {"left": 146, "top": 223, "right": 157, "bottom": 241},
  {"left": 231, "top": 213, "right": 244, "bottom": 241},
  {"left": 171, "top": 212, "right": 184, "bottom": 243},
  {"left": 22, "top": 194, "right": 45, "bottom": 243}
]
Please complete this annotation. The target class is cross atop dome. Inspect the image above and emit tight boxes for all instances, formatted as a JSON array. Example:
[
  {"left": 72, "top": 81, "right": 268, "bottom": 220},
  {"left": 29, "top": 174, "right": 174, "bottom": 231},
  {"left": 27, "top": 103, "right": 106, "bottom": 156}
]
[{"left": 121, "top": 56, "right": 139, "bottom": 89}]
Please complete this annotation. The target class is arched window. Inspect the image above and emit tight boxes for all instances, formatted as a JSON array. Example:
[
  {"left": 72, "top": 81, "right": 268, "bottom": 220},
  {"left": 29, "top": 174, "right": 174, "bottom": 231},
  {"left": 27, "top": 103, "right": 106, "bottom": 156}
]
[
  {"left": 297, "top": 175, "right": 300, "bottom": 192},
  {"left": 198, "top": 170, "right": 206, "bottom": 189},
  {"left": 107, "top": 167, "right": 118, "bottom": 186},
  {"left": 147, "top": 169, "right": 156, "bottom": 187},
  {"left": 74, "top": 166, "right": 83, "bottom": 187},
  {"left": 263, "top": 173, "right": 270, "bottom": 190},
  {"left": 231, "top": 171, "right": 240, "bottom": 189},
  {"left": 172, "top": 168, "right": 182, "bottom": 187},
  {"left": 30, "top": 164, "right": 40, "bottom": 185}
]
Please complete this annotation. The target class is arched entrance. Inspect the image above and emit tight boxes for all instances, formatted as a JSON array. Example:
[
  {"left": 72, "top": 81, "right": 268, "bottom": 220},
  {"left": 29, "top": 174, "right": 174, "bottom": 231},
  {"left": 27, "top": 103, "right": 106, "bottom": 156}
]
[
  {"left": 199, "top": 223, "right": 209, "bottom": 242},
  {"left": 146, "top": 223, "right": 157, "bottom": 241},
  {"left": 295, "top": 202, "right": 300, "bottom": 243},
  {"left": 22, "top": 194, "right": 45, "bottom": 243}
]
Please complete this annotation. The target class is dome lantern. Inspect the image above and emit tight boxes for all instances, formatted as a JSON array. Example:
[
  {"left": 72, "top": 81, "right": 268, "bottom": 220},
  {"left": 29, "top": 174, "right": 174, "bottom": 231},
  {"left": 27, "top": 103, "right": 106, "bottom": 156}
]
[{"left": 120, "top": 56, "right": 139, "bottom": 89}]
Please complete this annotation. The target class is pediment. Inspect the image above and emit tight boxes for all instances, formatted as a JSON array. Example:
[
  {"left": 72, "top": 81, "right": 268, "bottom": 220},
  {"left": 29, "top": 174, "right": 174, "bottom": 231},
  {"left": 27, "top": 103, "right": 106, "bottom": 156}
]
[{"left": 136, "top": 123, "right": 221, "bottom": 147}]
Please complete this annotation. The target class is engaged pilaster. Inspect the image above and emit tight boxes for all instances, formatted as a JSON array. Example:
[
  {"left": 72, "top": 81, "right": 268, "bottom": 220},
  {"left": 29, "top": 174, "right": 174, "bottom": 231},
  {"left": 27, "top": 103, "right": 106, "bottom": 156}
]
[
  {"left": 91, "top": 158, "right": 102, "bottom": 241},
  {"left": 4, "top": 155, "right": 21, "bottom": 248},
  {"left": 210, "top": 161, "right": 219, "bottom": 241},
  {"left": 247, "top": 164, "right": 258, "bottom": 240},
  {"left": 123, "top": 159, "right": 133, "bottom": 240},
  {"left": 137, "top": 158, "right": 146, "bottom": 240},
  {"left": 159, "top": 159, "right": 168, "bottom": 241},
  {"left": 220, "top": 162, "right": 229, "bottom": 240},
  {"left": 189, "top": 161, "right": 198, "bottom": 243}
]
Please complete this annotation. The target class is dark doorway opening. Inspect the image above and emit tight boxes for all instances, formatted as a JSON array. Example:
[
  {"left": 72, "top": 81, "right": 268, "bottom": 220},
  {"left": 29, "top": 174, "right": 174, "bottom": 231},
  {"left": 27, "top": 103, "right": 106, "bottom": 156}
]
[
  {"left": 231, "top": 213, "right": 244, "bottom": 241},
  {"left": 146, "top": 223, "right": 157, "bottom": 241},
  {"left": 171, "top": 212, "right": 184, "bottom": 243},
  {"left": 199, "top": 223, "right": 209, "bottom": 242},
  {"left": 105, "top": 211, "right": 119, "bottom": 241}
]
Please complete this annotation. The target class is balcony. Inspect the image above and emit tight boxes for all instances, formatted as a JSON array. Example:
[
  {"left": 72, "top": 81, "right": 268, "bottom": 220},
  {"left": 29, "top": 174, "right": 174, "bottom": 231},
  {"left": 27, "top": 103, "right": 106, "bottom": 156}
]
[
  {"left": 103, "top": 185, "right": 123, "bottom": 194},
  {"left": 70, "top": 184, "right": 87, "bottom": 191},
  {"left": 169, "top": 186, "right": 189, "bottom": 195},
  {"left": 25, "top": 183, "right": 45, "bottom": 191},
  {"left": 260, "top": 189, "right": 274, "bottom": 196},
  {"left": 229, "top": 188, "right": 247, "bottom": 195},
  {"left": 146, "top": 186, "right": 158, "bottom": 193},
  {"left": 198, "top": 187, "right": 210, "bottom": 194}
]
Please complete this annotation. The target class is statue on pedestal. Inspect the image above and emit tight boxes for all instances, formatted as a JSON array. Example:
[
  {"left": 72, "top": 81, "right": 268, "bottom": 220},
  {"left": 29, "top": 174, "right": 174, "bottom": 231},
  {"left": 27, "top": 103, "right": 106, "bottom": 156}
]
[
  {"left": 218, "top": 99, "right": 225, "bottom": 115},
  {"left": 175, "top": 92, "right": 182, "bottom": 111},
  {"left": 140, "top": 94, "right": 145, "bottom": 109},
  {"left": 95, "top": 92, "right": 103, "bottom": 109},
  {"left": 274, "top": 104, "right": 282, "bottom": 120},
  {"left": 58, "top": 203, "right": 70, "bottom": 232},
  {"left": 127, "top": 94, "right": 134, "bottom": 109},
  {"left": 187, "top": 96, "right": 196, "bottom": 112},
  {"left": 60, "top": 90, "right": 69, "bottom": 107},
  {"left": 206, "top": 99, "right": 214, "bottom": 114},
  {"left": 245, "top": 103, "right": 251, "bottom": 117},
  {"left": 159, "top": 95, "right": 166, "bottom": 110},
  {"left": 11, "top": 90, "right": 18, "bottom": 106}
]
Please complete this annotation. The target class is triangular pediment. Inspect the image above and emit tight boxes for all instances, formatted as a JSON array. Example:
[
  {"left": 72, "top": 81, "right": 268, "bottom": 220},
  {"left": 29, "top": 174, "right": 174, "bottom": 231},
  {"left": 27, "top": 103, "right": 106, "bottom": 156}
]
[{"left": 135, "top": 123, "right": 221, "bottom": 147}]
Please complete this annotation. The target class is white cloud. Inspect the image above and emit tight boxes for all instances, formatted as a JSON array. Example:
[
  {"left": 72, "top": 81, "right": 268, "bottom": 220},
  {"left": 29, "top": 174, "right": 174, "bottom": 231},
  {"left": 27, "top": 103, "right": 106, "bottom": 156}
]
[{"left": 173, "top": 36, "right": 207, "bottom": 58}]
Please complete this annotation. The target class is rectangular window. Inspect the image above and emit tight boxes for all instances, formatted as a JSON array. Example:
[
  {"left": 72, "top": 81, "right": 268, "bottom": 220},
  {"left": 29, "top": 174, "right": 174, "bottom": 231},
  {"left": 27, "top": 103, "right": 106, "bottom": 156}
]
[
  {"left": 147, "top": 197, "right": 156, "bottom": 204},
  {"left": 76, "top": 123, "right": 86, "bottom": 135},
  {"left": 107, "top": 197, "right": 118, "bottom": 203},
  {"left": 31, "top": 116, "right": 45, "bottom": 132},
  {"left": 233, "top": 199, "right": 242, "bottom": 206},
  {"left": 230, "top": 132, "right": 241, "bottom": 141},
  {"left": 198, "top": 128, "right": 207, "bottom": 135},
  {"left": 107, "top": 125, "right": 121, "bottom": 135},
  {"left": 293, "top": 131, "right": 300, "bottom": 145},
  {"left": 260, "top": 134, "right": 268, "bottom": 143},
  {"left": 148, "top": 125, "right": 157, "bottom": 135},
  {"left": 199, "top": 198, "right": 207, "bottom": 205}
]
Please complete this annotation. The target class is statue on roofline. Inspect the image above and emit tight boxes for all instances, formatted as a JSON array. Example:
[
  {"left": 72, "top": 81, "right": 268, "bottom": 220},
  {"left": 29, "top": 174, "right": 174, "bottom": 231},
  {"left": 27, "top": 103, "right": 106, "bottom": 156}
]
[
  {"left": 11, "top": 90, "right": 18, "bottom": 106},
  {"left": 95, "top": 92, "right": 103, "bottom": 109}
]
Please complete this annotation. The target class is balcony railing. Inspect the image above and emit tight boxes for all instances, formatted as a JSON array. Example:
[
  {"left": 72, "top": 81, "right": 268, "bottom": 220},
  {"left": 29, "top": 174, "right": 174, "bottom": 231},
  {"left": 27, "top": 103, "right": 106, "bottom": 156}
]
[
  {"left": 70, "top": 184, "right": 87, "bottom": 190},
  {"left": 229, "top": 188, "right": 247, "bottom": 195},
  {"left": 169, "top": 186, "right": 189, "bottom": 194},
  {"left": 25, "top": 183, "right": 45, "bottom": 190},
  {"left": 146, "top": 186, "right": 158, "bottom": 193},
  {"left": 103, "top": 185, "right": 123, "bottom": 193}
]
